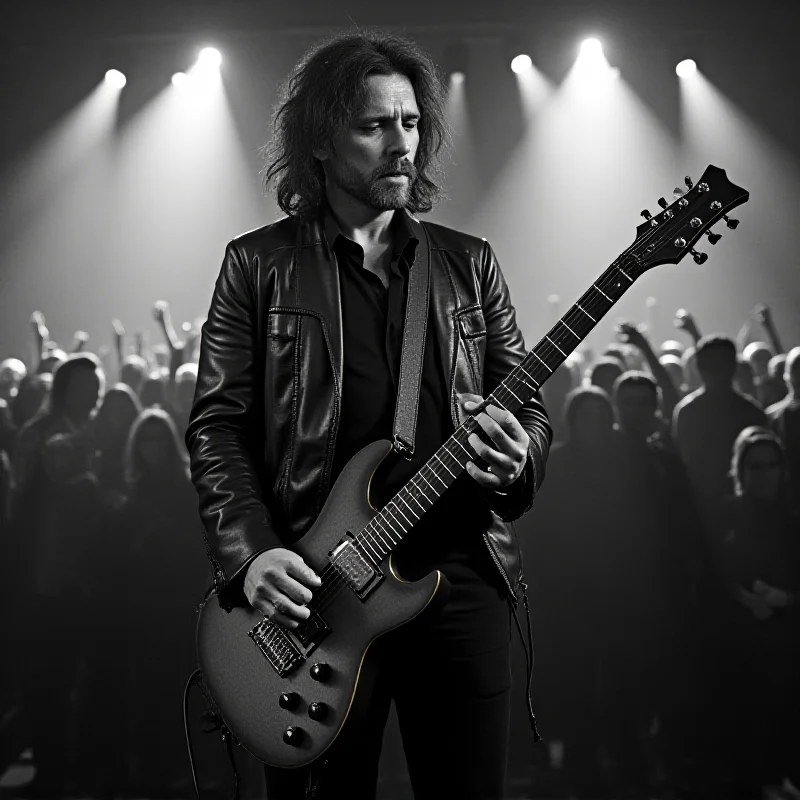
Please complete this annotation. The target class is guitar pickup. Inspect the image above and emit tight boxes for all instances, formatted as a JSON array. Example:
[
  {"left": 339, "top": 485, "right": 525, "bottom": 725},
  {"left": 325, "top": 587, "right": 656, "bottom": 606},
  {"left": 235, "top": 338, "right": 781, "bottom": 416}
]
[{"left": 329, "top": 535, "right": 384, "bottom": 600}]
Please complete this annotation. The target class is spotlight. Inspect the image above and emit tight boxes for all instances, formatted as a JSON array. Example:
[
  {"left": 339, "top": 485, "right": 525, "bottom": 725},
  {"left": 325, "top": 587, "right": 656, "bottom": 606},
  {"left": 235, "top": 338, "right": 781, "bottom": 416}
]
[
  {"left": 172, "top": 72, "right": 188, "bottom": 88},
  {"left": 105, "top": 69, "right": 127, "bottom": 89},
  {"left": 609, "top": 67, "right": 620, "bottom": 80},
  {"left": 580, "top": 38, "right": 603, "bottom": 58},
  {"left": 511, "top": 54, "right": 532, "bottom": 74},
  {"left": 676, "top": 59, "right": 697, "bottom": 78},
  {"left": 450, "top": 70, "right": 465, "bottom": 85},
  {"left": 198, "top": 47, "right": 222, "bottom": 69}
]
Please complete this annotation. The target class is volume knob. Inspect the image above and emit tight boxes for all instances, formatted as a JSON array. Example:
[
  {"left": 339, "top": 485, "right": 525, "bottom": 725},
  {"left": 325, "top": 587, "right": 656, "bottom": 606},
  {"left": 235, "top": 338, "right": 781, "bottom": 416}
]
[
  {"left": 310, "top": 663, "right": 332, "bottom": 682},
  {"left": 283, "top": 726, "right": 305, "bottom": 746},
  {"left": 308, "top": 702, "right": 329, "bottom": 721},
  {"left": 279, "top": 692, "right": 301, "bottom": 710}
]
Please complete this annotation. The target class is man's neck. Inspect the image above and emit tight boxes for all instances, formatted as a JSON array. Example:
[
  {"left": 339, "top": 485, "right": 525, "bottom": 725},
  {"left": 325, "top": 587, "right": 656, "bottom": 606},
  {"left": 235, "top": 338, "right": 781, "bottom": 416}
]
[{"left": 325, "top": 187, "right": 397, "bottom": 252}]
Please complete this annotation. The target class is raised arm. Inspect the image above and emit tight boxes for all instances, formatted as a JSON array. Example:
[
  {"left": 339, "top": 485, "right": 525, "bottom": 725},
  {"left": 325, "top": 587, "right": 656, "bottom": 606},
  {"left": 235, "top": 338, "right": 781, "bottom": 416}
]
[
  {"left": 185, "top": 242, "right": 283, "bottom": 610},
  {"left": 617, "top": 321, "right": 680, "bottom": 420},
  {"left": 673, "top": 308, "right": 703, "bottom": 347},
  {"left": 752, "top": 304, "right": 785, "bottom": 355}
]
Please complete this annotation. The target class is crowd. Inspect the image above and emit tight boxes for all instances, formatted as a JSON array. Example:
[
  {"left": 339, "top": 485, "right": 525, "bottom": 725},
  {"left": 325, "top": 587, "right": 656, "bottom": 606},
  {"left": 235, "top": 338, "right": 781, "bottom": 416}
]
[
  {"left": 0, "top": 296, "right": 797, "bottom": 800},
  {"left": 522, "top": 304, "right": 800, "bottom": 799}
]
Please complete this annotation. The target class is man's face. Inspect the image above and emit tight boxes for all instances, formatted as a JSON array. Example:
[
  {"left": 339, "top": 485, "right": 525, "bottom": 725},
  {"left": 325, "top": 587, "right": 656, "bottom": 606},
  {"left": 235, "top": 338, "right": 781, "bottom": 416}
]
[
  {"left": 315, "top": 73, "right": 420, "bottom": 211},
  {"left": 616, "top": 385, "right": 658, "bottom": 439}
]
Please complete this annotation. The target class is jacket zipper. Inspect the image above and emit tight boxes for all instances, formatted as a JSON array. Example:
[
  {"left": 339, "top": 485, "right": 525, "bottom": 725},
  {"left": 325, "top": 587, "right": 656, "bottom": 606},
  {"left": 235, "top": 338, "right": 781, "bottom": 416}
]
[{"left": 482, "top": 531, "right": 517, "bottom": 606}]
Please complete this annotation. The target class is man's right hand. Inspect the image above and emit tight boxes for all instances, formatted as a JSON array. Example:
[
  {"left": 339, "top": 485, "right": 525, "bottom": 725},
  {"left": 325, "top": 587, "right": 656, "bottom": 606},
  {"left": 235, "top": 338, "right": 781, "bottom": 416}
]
[{"left": 243, "top": 548, "right": 322, "bottom": 629}]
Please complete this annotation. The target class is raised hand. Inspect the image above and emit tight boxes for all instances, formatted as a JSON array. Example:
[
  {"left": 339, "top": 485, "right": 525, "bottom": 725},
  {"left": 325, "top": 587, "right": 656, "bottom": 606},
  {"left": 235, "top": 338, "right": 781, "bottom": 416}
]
[
  {"left": 153, "top": 300, "right": 169, "bottom": 323},
  {"left": 674, "top": 308, "right": 701, "bottom": 342},
  {"left": 71, "top": 331, "right": 89, "bottom": 353},
  {"left": 616, "top": 321, "right": 648, "bottom": 350},
  {"left": 751, "top": 304, "right": 771, "bottom": 326}
]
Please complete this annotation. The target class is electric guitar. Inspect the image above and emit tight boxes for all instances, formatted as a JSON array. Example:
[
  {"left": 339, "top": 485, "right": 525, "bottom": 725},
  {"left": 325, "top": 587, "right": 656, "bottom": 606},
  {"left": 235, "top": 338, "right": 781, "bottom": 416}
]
[{"left": 195, "top": 165, "right": 749, "bottom": 768}]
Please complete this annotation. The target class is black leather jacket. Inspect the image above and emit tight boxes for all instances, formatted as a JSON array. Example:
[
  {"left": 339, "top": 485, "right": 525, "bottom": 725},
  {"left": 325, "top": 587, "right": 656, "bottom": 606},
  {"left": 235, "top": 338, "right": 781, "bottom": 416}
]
[{"left": 186, "top": 210, "right": 552, "bottom": 611}]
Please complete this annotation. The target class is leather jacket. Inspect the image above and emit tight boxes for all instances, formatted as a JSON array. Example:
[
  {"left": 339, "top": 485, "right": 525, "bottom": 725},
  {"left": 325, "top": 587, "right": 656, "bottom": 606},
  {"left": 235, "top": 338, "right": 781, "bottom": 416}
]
[{"left": 186, "top": 210, "right": 552, "bottom": 612}]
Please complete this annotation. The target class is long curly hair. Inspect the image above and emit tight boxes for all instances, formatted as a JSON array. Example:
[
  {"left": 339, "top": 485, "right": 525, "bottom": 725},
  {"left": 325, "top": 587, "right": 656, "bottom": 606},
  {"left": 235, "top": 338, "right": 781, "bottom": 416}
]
[{"left": 262, "top": 29, "right": 451, "bottom": 219}]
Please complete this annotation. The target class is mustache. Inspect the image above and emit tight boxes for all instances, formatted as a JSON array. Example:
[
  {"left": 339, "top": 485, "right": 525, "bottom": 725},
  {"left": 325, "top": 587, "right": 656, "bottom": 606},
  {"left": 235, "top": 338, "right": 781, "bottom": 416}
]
[{"left": 375, "top": 161, "right": 417, "bottom": 179}]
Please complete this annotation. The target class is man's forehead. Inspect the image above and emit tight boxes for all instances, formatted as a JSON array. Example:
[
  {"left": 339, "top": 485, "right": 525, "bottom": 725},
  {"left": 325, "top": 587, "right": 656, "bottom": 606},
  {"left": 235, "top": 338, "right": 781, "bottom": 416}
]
[{"left": 357, "top": 73, "right": 419, "bottom": 116}]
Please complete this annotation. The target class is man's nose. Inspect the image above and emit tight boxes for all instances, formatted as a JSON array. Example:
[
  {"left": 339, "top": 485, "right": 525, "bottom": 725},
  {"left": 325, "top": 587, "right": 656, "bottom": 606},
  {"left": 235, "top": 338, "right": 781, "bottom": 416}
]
[{"left": 387, "top": 124, "right": 412, "bottom": 157}]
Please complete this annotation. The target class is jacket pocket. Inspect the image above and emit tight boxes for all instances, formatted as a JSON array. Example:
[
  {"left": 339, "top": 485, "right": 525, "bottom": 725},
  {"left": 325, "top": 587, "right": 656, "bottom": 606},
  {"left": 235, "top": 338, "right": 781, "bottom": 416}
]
[{"left": 456, "top": 305, "right": 486, "bottom": 393}]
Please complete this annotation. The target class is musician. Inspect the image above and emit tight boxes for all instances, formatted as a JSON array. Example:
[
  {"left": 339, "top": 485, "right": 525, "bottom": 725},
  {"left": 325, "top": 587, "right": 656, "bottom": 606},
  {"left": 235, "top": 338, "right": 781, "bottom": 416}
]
[{"left": 186, "top": 30, "right": 551, "bottom": 799}]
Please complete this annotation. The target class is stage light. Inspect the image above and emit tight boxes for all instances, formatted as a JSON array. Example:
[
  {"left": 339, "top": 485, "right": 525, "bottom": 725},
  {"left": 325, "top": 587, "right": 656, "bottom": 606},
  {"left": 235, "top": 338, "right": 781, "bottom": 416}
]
[
  {"left": 676, "top": 59, "right": 697, "bottom": 78},
  {"left": 198, "top": 47, "right": 222, "bottom": 70},
  {"left": 511, "top": 55, "right": 532, "bottom": 74},
  {"left": 172, "top": 72, "right": 188, "bottom": 88},
  {"left": 105, "top": 69, "right": 127, "bottom": 89},
  {"left": 450, "top": 71, "right": 465, "bottom": 85},
  {"left": 580, "top": 38, "right": 603, "bottom": 58},
  {"left": 609, "top": 67, "right": 620, "bottom": 80}
]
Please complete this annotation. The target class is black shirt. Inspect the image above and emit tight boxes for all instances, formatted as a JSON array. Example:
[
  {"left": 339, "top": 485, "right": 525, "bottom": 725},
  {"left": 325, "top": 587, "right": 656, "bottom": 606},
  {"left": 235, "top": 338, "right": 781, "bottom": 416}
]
[{"left": 323, "top": 208, "right": 501, "bottom": 586}]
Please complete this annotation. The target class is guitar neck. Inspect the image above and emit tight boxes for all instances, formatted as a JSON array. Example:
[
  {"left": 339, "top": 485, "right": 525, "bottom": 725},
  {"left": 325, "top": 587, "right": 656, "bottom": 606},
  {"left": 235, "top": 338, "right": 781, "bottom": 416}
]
[{"left": 355, "top": 250, "right": 640, "bottom": 562}]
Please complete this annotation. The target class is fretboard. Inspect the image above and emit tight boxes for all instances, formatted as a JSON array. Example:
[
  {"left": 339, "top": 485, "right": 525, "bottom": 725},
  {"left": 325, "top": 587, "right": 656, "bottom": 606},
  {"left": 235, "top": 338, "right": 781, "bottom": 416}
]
[{"left": 351, "top": 251, "right": 641, "bottom": 567}]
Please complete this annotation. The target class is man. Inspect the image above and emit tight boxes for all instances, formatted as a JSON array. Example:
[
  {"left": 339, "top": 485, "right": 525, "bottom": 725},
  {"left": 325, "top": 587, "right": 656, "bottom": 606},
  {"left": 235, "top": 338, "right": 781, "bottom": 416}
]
[
  {"left": 186, "top": 31, "right": 551, "bottom": 799},
  {"left": 767, "top": 346, "right": 800, "bottom": 497},
  {"left": 672, "top": 335, "right": 767, "bottom": 522}
]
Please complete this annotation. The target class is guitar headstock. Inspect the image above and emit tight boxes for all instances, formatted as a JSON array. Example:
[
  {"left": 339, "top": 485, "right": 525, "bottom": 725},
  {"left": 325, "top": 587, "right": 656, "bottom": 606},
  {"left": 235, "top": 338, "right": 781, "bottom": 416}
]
[{"left": 630, "top": 165, "right": 749, "bottom": 274}]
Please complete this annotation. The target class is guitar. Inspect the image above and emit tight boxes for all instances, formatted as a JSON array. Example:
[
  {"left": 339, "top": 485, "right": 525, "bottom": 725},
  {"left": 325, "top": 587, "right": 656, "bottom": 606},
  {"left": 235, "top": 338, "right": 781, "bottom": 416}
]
[{"left": 195, "top": 164, "right": 749, "bottom": 768}]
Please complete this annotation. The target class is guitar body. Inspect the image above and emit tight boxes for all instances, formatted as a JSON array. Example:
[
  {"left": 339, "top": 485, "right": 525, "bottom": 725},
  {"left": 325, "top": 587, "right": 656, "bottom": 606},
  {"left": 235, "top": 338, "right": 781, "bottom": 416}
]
[{"left": 196, "top": 440, "right": 450, "bottom": 768}]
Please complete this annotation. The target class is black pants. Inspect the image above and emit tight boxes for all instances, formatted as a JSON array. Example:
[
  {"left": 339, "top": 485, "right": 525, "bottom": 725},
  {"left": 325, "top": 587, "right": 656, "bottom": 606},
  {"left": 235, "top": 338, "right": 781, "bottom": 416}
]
[{"left": 264, "top": 559, "right": 513, "bottom": 800}]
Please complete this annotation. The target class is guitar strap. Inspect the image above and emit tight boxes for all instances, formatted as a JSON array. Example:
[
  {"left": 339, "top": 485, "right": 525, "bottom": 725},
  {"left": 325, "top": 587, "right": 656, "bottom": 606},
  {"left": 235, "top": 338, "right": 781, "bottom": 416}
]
[{"left": 391, "top": 220, "right": 431, "bottom": 461}]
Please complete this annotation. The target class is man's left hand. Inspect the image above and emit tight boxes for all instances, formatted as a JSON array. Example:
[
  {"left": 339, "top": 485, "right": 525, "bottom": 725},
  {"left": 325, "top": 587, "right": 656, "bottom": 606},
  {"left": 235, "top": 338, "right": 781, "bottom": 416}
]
[{"left": 460, "top": 392, "right": 529, "bottom": 490}]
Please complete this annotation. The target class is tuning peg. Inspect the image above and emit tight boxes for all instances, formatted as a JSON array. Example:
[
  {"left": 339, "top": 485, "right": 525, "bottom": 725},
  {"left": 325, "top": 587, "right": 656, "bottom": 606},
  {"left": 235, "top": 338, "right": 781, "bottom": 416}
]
[
  {"left": 685, "top": 176, "right": 694, "bottom": 190},
  {"left": 723, "top": 215, "right": 739, "bottom": 229},
  {"left": 657, "top": 197, "right": 668, "bottom": 209},
  {"left": 673, "top": 187, "right": 685, "bottom": 198},
  {"left": 704, "top": 230, "right": 722, "bottom": 245},
  {"left": 640, "top": 209, "right": 653, "bottom": 220},
  {"left": 690, "top": 248, "right": 708, "bottom": 265}
]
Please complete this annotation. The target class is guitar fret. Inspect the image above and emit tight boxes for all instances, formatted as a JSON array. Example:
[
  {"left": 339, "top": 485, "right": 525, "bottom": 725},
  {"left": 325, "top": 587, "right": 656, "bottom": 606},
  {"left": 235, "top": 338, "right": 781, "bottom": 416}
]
[
  {"left": 397, "top": 494, "right": 420, "bottom": 521},
  {"left": 559, "top": 319, "right": 580, "bottom": 340},
  {"left": 576, "top": 303, "right": 596, "bottom": 323},
  {"left": 430, "top": 457, "right": 453, "bottom": 482},
  {"left": 360, "top": 530, "right": 384, "bottom": 561},
  {"left": 593, "top": 284, "right": 612, "bottom": 303},
  {"left": 441, "top": 442, "right": 465, "bottom": 469},
  {"left": 488, "top": 394, "right": 507, "bottom": 411},
  {"left": 617, "top": 265, "right": 633, "bottom": 282},
  {"left": 419, "top": 471, "right": 441, "bottom": 496},
  {"left": 545, "top": 334, "right": 567, "bottom": 357},
  {"left": 519, "top": 365, "right": 539, "bottom": 389},
  {"left": 407, "top": 477, "right": 429, "bottom": 510},
  {"left": 532, "top": 351, "right": 553, "bottom": 373},
  {"left": 504, "top": 384, "right": 522, "bottom": 404},
  {"left": 369, "top": 522, "right": 392, "bottom": 550},
  {"left": 453, "top": 436, "right": 472, "bottom": 458},
  {"left": 390, "top": 500, "right": 413, "bottom": 527}
]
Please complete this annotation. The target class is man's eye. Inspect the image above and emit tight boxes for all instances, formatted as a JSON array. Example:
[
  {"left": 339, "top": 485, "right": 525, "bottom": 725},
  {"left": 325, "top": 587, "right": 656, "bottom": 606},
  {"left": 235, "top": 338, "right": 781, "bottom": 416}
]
[
  {"left": 403, "top": 123, "right": 418, "bottom": 130},
  {"left": 361, "top": 125, "right": 380, "bottom": 133}
]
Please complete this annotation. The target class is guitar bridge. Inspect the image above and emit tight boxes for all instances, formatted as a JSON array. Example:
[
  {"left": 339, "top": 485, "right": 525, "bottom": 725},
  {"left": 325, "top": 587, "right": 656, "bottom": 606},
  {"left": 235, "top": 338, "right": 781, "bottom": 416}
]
[
  {"left": 329, "top": 535, "right": 384, "bottom": 600},
  {"left": 248, "top": 618, "right": 305, "bottom": 677}
]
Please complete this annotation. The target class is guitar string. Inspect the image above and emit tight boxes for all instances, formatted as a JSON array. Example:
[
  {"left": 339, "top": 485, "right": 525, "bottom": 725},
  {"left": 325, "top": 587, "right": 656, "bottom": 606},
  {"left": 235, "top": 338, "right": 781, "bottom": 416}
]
[{"left": 290, "top": 220, "right": 670, "bottom": 620}]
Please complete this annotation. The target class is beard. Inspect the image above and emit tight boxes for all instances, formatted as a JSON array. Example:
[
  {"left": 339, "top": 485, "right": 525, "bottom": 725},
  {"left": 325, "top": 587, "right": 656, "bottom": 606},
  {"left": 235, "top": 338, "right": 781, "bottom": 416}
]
[{"left": 328, "top": 157, "right": 418, "bottom": 211}]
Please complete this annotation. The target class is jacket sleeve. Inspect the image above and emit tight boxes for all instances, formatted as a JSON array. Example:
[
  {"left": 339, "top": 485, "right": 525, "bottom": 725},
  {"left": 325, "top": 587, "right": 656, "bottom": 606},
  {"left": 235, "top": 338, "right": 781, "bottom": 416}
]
[
  {"left": 479, "top": 240, "right": 552, "bottom": 521},
  {"left": 185, "top": 241, "right": 283, "bottom": 610}
]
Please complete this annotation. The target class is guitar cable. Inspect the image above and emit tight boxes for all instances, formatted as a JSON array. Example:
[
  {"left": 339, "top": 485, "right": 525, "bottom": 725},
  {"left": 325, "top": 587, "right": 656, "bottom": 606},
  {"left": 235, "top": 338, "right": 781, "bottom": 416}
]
[{"left": 184, "top": 667, "right": 241, "bottom": 800}]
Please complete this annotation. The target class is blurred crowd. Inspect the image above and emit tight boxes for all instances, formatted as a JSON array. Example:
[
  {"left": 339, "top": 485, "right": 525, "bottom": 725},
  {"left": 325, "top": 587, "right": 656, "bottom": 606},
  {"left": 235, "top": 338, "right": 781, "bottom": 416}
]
[
  {"left": 523, "top": 304, "right": 800, "bottom": 799},
  {"left": 0, "top": 303, "right": 210, "bottom": 798},
  {"left": 0, "top": 298, "right": 798, "bottom": 800}
]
